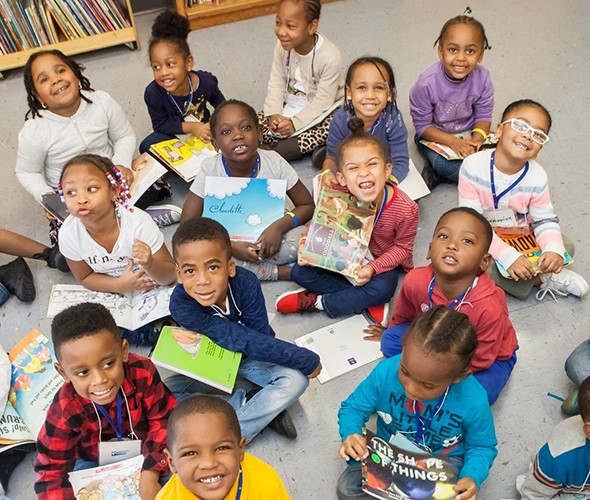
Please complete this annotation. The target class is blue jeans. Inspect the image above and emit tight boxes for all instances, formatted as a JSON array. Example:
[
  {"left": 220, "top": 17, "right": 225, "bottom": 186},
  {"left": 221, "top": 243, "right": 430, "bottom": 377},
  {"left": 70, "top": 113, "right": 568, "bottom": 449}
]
[
  {"left": 565, "top": 340, "right": 590, "bottom": 386},
  {"left": 0, "top": 283, "right": 11, "bottom": 307},
  {"left": 119, "top": 321, "right": 161, "bottom": 347},
  {"left": 381, "top": 322, "right": 518, "bottom": 405},
  {"left": 416, "top": 136, "right": 462, "bottom": 182},
  {"left": 291, "top": 264, "right": 399, "bottom": 318},
  {"left": 165, "top": 358, "right": 309, "bottom": 443},
  {"left": 139, "top": 132, "right": 176, "bottom": 154}
]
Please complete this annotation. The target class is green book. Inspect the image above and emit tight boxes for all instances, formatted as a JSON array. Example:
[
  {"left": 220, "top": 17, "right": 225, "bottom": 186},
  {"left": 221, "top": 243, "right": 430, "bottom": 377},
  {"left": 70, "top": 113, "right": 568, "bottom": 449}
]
[{"left": 151, "top": 326, "right": 241, "bottom": 394}]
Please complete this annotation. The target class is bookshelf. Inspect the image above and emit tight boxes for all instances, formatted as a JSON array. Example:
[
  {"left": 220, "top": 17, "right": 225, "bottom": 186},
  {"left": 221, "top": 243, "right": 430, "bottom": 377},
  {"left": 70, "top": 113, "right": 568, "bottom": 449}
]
[
  {"left": 175, "top": 0, "right": 337, "bottom": 31},
  {"left": 0, "top": 0, "right": 139, "bottom": 78}
]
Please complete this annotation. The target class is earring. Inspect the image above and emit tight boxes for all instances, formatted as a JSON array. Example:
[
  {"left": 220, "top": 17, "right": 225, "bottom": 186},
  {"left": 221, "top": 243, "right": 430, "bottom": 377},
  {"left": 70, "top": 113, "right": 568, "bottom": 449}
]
[
  {"left": 40, "top": 101, "right": 47, "bottom": 109},
  {"left": 114, "top": 202, "right": 122, "bottom": 219},
  {"left": 78, "top": 81, "right": 82, "bottom": 90}
]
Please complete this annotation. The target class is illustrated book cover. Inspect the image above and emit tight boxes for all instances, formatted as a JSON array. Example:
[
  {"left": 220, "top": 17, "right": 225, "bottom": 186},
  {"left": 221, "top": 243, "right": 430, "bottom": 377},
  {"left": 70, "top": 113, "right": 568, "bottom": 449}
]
[
  {"left": 150, "top": 137, "right": 217, "bottom": 182},
  {"left": 419, "top": 134, "right": 498, "bottom": 161}
]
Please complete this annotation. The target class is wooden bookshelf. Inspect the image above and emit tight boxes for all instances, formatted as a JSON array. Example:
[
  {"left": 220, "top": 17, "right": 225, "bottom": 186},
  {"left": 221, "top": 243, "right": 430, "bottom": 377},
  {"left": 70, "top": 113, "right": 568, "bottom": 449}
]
[
  {"left": 0, "top": 0, "right": 139, "bottom": 77},
  {"left": 175, "top": 0, "right": 337, "bottom": 31}
]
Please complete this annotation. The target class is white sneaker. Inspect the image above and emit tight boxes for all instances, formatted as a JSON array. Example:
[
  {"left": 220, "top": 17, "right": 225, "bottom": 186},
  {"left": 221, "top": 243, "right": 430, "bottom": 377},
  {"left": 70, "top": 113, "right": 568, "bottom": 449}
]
[
  {"left": 536, "top": 269, "right": 589, "bottom": 301},
  {"left": 146, "top": 204, "right": 182, "bottom": 228}
]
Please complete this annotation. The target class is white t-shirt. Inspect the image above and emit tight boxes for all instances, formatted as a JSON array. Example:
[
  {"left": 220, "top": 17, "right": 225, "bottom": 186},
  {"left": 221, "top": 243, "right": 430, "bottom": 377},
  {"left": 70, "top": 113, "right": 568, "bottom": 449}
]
[{"left": 59, "top": 208, "right": 164, "bottom": 277}]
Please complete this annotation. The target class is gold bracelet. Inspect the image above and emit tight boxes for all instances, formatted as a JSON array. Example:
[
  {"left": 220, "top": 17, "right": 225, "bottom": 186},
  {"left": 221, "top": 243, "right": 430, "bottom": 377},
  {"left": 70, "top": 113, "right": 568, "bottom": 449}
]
[{"left": 472, "top": 128, "right": 488, "bottom": 139}]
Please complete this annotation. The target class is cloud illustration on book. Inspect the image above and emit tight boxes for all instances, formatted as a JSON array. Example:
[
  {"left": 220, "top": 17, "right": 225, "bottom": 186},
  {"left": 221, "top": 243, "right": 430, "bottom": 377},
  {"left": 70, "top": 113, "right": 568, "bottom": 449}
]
[
  {"left": 266, "top": 179, "right": 287, "bottom": 199},
  {"left": 205, "top": 178, "right": 250, "bottom": 199},
  {"left": 246, "top": 214, "right": 262, "bottom": 226}
]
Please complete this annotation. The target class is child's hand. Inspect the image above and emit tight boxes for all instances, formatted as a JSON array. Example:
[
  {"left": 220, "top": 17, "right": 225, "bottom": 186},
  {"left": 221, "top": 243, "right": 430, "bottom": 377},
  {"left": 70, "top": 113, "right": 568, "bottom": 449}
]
[
  {"left": 307, "top": 361, "right": 322, "bottom": 379},
  {"left": 232, "top": 241, "right": 260, "bottom": 263},
  {"left": 116, "top": 165, "right": 135, "bottom": 187},
  {"left": 453, "top": 477, "right": 478, "bottom": 500},
  {"left": 276, "top": 118, "right": 295, "bottom": 138},
  {"left": 353, "top": 264, "right": 375, "bottom": 286},
  {"left": 132, "top": 239, "right": 153, "bottom": 270},
  {"left": 139, "top": 469, "right": 161, "bottom": 500},
  {"left": 538, "top": 251, "right": 564, "bottom": 274},
  {"left": 449, "top": 136, "right": 477, "bottom": 159},
  {"left": 363, "top": 324, "right": 386, "bottom": 342},
  {"left": 320, "top": 169, "right": 337, "bottom": 187},
  {"left": 188, "top": 121, "right": 212, "bottom": 143},
  {"left": 268, "top": 114, "right": 283, "bottom": 132},
  {"left": 256, "top": 223, "right": 283, "bottom": 259},
  {"left": 339, "top": 434, "right": 368, "bottom": 462},
  {"left": 119, "top": 260, "right": 157, "bottom": 293},
  {"left": 297, "top": 235, "right": 310, "bottom": 266},
  {"left": 507, "top": 255, "right": 537, "bottom": 281},
  {"left": 171, "top": 327, "right": 201, "bottom": 345}
]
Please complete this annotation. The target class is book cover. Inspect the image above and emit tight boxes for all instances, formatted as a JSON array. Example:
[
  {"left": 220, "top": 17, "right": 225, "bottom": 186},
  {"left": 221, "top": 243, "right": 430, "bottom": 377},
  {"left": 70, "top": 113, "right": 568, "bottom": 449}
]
[
  {"left": 150, "top": 138, "right": 217, "bottom": 182},
  {"left": 203, "top": 177, "right": 287, "bottom": 243},
  {"left": 294, "top": 315, "right": 382, "bottom": 383},
  {"left": 301, "top": 184, "right": 376, "bottom": 278},
  {"left": 41, "top": 192, "right": 70, "bottom": 223},
  {"left": 362, "top": 429, "right": 459, "bottom": 500},
  {"left": 419, "top": 134, "right": 498, "bottom": 161},
  {"left": 151, "top": 326, "right": 242, "bottom": 394},
  {"left": 129, "top": 153, "right": 168, "bottom": 204}
]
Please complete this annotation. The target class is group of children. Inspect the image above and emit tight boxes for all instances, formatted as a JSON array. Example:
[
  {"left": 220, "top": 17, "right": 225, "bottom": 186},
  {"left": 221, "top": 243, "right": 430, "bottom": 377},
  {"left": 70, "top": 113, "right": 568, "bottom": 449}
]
[{"left": 1, "top": 0, "right": 587, "bottom": 498}]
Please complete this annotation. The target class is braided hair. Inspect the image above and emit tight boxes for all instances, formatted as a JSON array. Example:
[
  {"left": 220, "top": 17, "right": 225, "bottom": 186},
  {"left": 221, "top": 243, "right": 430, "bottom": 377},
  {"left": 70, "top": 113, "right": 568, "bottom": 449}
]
[
  {"left": 434, "top": 10, "right": 491, "bottom": 51},
  {"left": 335, "top": 118, "right": 390, "bottom": 171},
  {"left": 280, "top": 0, "right": 321, "bottom": 23}
]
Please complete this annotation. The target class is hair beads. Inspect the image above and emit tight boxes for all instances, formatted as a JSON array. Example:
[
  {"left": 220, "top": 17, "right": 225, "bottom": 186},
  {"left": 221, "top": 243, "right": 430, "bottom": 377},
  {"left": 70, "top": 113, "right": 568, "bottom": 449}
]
[{"left": 106, "top": 166, "right": 134, "bottom": 213}]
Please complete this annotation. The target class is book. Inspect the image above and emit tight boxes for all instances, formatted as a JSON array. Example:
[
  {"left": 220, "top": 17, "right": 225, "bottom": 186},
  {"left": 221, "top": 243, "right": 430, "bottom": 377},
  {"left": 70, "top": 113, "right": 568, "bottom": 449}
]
[
  {"left": 68, "top": 454, "right": 143, "bottom": 500},
  {"left": 398, "top": 159, "right": 430, "bottom": 201},
  {"left": 151, "top": 326, "right": 242, "bottom": 394},
  {"left": 294, "top": 315, "right": 382, "bottom": 383},
  {"left": 419, "top": 134, "right": 499, "bottom": 161},
  {"left": 302, "top": 183, "right": 377, "bottom": 278},
  {"left": 203, "top": 177, "right": 287, "bottom": 243},
  {"left": 0, "top": 331, "right": 63, "bottom": 453},
  {"left": 41, "top": 191, "right": 70, "bottom": 222},
  {"left": 362, "top": 428, "right": 459, "bottom": 499},
  {"left": 47, "top": 284, "right": 175, "bottom": 331},
  {"left": 494, "top": 228, "right": 573, "bottom": 279},
  {"left": 150, "top": 137, "right": 217, "bottom": 182}
]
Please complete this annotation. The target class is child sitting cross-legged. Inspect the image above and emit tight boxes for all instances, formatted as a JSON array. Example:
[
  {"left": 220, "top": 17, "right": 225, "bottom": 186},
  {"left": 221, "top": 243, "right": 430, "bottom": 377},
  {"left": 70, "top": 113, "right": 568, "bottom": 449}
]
[
  {"left": 365, "top": 207, "right": 519, "bottom": 405},
  {"left": 35, "top": 303, "right": 177, "bottom": 500},
  {"left": 157, "top": 395, "right": 290, "bottom": 499},
  {"left": 167, "top": 218, "right": 322, "bottom": 443}
]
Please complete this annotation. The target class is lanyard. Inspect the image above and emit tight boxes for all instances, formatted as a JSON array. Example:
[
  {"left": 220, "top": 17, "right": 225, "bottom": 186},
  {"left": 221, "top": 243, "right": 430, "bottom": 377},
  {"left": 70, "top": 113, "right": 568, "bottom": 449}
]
[
  {"left": 96, "top": 391, "right": 123, "bottom": 441},
  {"left": 235, "top": 466, "right": 243, "bottom": 500},
  {"left": 374, "top": 186, "right": 388, "bottom": 225},
  {"left": 166, "top": 75, "right": 194, "bottom": 117},
  {"left": 427, "top": 277, "right": 476, "bottom": 310},
  {"left": 413, "top": 388, "right": 448, "bottom": 443},
  {"left": 490, "top": 151, "right": 529, "bottom": 209},
  {"left": 221, "top": 154, "right": 260, "bottom": 178}
]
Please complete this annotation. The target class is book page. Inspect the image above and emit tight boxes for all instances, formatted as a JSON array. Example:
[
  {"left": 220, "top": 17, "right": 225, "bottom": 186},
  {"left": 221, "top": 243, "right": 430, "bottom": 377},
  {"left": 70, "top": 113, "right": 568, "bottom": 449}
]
[
  {"left": 130, "top": 285, "right": 174, "bottom": 330},
  {"left": 0, "top": 402, "right": 35, "bottom": 446},
  {"left": 129, "top": 153, "right": 168, "bottom": 204}
]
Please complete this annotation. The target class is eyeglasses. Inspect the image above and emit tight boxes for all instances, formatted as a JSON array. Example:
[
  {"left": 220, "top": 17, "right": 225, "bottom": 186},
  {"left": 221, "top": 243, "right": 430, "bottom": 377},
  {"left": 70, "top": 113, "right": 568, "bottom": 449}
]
[{"left": 500, "top": 118, "right": 550, "bottom": 145}]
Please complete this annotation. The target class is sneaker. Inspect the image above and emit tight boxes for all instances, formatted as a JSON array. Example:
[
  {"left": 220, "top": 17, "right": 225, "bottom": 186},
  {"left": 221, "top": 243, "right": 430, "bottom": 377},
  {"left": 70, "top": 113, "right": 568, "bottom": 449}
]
[
  {"left": 363, "top": 302, "right": 391, "bottom": 327},
  {"left": 275, "top": 288, "right": 318, "bottom": 314},
  {"left": 267, "top": 409, "right": 297, "bottom": 439},
  {"left": 33, "top": 245, "right": 70, "bottom": 273},
  {"left": 536, "top": 269, "right": 590, "bottom": 301},
  {"left": 420, "top": 160, "right": 444, "bottom": 191},
  {"left": 0, "top": 257, "right": 35, "bottom": 302},
  {"left": 146, "top": 204, "right": 182, "bottom": 228},
  {"left": 561, "top": 388, "right": 579, "bottom": 416}
]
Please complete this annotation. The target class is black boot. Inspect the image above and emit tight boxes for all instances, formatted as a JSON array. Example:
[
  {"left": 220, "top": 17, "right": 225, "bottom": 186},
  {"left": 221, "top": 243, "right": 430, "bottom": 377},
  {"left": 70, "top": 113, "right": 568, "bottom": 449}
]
[
  {"left": 421, "top": 160, "right": 445, "bottom": 191},
  {"left": 274, "top": 137, "right": 303, "bottom": 162},
  {"left": 311, "top": 145, "right": 327, "bottom": 169},
  {"left": 267, "top": 409, "right": 298, "bottom": 439},
  {"left": 0, "top": 257, "right": 36, "bottom": 302},
  {"left": 32, "top": 246, "right": 70, "bottom": 273}
]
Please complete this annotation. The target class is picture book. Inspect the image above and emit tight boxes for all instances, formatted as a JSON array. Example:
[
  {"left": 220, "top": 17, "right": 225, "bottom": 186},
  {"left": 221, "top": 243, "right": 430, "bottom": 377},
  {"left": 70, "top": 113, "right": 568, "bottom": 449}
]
[
  {"left": 151, "top": 326, "right": 241, "bottom": 394},
  {"left": 494, "top": 229, "right": 573, "bottom": 279},
  {"left": 47, "top": 284, "right": 174, "bottom": 331},
  {"left": 419, "top": 134, "right": 499, "bottom": 161},
  {"left": 302, "top": 183, "right": 377, "bottom": 278},
  {"left": 294, "top": 315, "right": 382, "bottom": 383},
  {"left": 41, "top": 192, "right": 70, "bottom": 223},
  {"left": 0, "top": 331, "right": 63, "bottom": 453},
  {"left": 68, "top": 454, "right": 143, "bottom": 500},
  {"left": 362, "top": 429, "right": 459, "bottom": 500},
  {"left": 150, "top": 137, "right": 217, "bottom": 182},
  {"left": 203, "top": 177, "right": 287, "bottom": 243}
]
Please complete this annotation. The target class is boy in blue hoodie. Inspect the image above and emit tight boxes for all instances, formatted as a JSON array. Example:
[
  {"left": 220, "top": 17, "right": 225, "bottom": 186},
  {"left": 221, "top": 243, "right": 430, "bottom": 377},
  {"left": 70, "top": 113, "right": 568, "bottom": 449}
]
[{"left": 168, "top": 218, "right": 321, "bottom": 443}]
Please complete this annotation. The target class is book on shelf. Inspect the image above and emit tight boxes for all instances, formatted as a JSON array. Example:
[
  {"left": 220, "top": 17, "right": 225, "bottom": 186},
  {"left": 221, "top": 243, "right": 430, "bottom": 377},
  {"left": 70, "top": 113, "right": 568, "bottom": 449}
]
[
  {"left": 294, "top": 315, "right": 382, "bottom": 383},
  {"left": 47, "top": 284, "right": 175, "bottom": 331},
  {"left": 0, "top": 330, "right": 63, "bottom": 454},
  {"left": 151, "top": 326, "right": 242, "bottom": 394},
  {"left": 203, "top": 176, "right": 287, "bottom": 243},
  {"left": 150, "top": 137, "right": 217, "bottom": 182},
  {"left": 362, "top": 429, "right": 459, "bottom": 499}
]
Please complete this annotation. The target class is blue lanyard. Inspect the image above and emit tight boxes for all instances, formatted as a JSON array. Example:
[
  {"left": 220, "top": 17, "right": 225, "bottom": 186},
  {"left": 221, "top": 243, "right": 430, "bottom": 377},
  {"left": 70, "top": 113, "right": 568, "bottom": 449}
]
[
  {"left": 235, "top": 466, "right": 243, "bottom": 500},
  {"left": 96, "top": 391, "right": 123, "bottom": 441},
  {"left": 490, "top": 151, "right": 529, "bottom": 209},
  {"left": 166, "top": 75, "right": 194, "bottom": 117},
  {"left": 413, "top": 388, "right": 448, "bottom": 443},
  {"left": 374, "top": 186, "right": 389, "bottom": 225},
  {"left": 222, "top": 154, "right": 260, "bottom": 178},
  {"left": 427, "top": 277, "right": 473, "bottom": 310}
]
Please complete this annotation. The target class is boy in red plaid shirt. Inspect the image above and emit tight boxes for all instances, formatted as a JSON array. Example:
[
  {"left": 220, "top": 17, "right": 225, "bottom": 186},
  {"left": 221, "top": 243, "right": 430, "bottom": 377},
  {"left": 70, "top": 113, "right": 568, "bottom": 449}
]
[{"left": 34, "top": 303, "right": 177, "bottom": 500}]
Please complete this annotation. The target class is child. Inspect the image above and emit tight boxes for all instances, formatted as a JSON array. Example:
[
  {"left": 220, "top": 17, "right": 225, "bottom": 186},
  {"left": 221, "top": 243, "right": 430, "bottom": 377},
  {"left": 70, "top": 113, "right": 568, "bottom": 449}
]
[
  {"left": 276, "top": 118, "right": 418, "bottom": 325},
  {"left": 157, "top": 395, "right": 291, "bottom": 499},
  {"left": 168, "top": 218, "right": 321, "bottom": 443},
  {"left": 518, "top": 376, "right": 590, "bottom": 499},
  {"left": 260, "top": 0, "right": 344, "bottom": 161},
  {"left": 337, "top": 306, "right": 497, "bottom": 500},
  {"left": 140, "top": 10, "right": 225, "bottom": 153},
  {"left": 57, "top": 154, "right": 177, "bottom": 346},
  {"left": 367, "top": 207, "right": 518, "bottom": 405},
  {"left": 561, "top": 338, "right": 590, "bottom": 416},
  {"left": 35, "top": 303, "right": 177, "bottom": 500},
  {"left": 409, "top": 10, "right": 493, "bottom": 187},
  {"left": 182, "top": 100, "right": 315, "bottom": 281},
  {"left": 459, "top": 99, "right": 589, "bottom": 300},
  {"left": 321, "top": 56, "right": 410, "bottom": 183}
]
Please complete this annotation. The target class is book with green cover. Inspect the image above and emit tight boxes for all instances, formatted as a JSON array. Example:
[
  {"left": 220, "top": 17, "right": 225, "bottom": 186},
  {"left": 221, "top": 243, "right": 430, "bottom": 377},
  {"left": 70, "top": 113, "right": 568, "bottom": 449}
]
[{"left": 151, "top": 326, "right": 241, "bottom": 394}]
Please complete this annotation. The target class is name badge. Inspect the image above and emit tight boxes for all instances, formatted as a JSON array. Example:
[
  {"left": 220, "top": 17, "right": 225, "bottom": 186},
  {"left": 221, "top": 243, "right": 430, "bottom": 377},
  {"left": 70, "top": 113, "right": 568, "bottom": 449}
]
[
  {"left": 482, "top": 208, "right": 517, "bottom": 228},
  {"left": 282, "top": 93, "right": 309, "bottom": 118},
  {"left": 99, "top": 438, "right": 142, "bottom": 466}
]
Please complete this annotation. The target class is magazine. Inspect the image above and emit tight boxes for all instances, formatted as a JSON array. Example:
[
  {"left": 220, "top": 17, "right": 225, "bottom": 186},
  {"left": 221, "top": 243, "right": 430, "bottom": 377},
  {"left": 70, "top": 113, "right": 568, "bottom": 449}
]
[
  {"left": 47, "top": 284, "right": 174, "bottom": 331},
  {"left": 150, "top": 137, "right": 217, "bottom": 182},
  {"left": 0, "top": 331, "right": 62, "bottom": 453},
  {"left": 151, "top": 326, "right": 242, "bottom": 394},
  {"left": 362, "top": 429, "right": 459, "bottom": 499},
  {"left": 203, "top": 177, "right": 287, "bottom": 242},
  {"left": 294, "top": 315, "right": 382, "bottom": 383}
]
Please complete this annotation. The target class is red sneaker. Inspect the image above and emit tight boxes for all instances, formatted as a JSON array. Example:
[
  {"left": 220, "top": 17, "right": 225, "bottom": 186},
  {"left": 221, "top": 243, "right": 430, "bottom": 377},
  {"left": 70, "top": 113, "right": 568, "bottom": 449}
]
[
  {"left": 275, "top": 288, "right": 318, "bottom": 314},
  {"left": 364, "top": 302, "right": 391, "bottom": 327}
]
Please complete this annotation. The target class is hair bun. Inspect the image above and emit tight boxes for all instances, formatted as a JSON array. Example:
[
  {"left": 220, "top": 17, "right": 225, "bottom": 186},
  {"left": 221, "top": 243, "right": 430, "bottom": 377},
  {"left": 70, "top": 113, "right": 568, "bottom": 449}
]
[
  {"left": 151, "top": 10, "right": 189, "bottom": 40},
  {"left": 347, "top": 117, "right": 365, "bottom": 137}
]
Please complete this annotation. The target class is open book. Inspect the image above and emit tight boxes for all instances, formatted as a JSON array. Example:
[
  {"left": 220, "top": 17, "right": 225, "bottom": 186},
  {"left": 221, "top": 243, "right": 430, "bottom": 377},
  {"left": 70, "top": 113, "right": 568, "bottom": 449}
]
[
  {"left": 419, "top": 133, "right": 498, "bottom": 161},
  {"left": 150, "top": 137, "right": 217, "bottom": 182},
  {"left": 0, "top": 331, "right": 63, "bottom": 453},
  {"left": 151, "top": 326, "right": 242, "bottom": 394},
  {"left": 47, "top": 284, "right": 174, "bottom": 331}
]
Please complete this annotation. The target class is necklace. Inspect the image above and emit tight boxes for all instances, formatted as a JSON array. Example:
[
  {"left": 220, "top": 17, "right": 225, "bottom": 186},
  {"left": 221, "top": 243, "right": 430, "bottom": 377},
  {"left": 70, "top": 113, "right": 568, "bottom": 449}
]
[
  {"left": 166, "top": 74, "right": 194, "bottom": 117},
  {"left": 221, "top": 153, "right": 260, "bottom": 178}
]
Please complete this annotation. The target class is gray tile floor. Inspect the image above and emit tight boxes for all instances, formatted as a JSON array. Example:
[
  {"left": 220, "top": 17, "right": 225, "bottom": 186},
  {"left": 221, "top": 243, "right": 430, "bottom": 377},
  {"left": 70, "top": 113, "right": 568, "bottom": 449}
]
[{"left": 1, "top": 1, "right": 589, "bottom": 498}]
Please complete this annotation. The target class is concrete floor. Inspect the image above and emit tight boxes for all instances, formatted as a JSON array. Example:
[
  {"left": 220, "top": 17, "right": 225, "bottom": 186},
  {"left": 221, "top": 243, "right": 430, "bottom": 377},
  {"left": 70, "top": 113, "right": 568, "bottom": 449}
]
[{"left": 1, "top": 1, "right": 589, "bottom": 498}]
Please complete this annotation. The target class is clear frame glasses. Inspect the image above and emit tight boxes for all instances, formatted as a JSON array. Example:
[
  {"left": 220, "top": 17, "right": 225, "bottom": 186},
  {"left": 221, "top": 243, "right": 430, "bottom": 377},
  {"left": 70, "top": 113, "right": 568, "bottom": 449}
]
[{"left": 501, "top": 118, "right": 550, "bottom": 145}]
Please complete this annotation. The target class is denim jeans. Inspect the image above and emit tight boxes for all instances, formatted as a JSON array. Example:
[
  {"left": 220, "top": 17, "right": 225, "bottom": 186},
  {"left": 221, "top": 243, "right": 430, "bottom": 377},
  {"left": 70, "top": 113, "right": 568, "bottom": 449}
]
[
  {"left": 565, "top": 340, "right": 590, "bottom": 386},
  {"left": 0, "top": 283, "right": 11, "bottom": 307},
  {"left": 165, "top": 358, "right": 309, "bottom": 443},
  {"left": 291, "top": 264, "right": 399, "bottom": 318},
  {"left": 139, "top": 132, "right": 175, "bottom": 154},
  {"left": 416, "top": 136, "right": 462, "bottom": 182},
  {"left": 381, "top": 322, "right": 518, "bottom": 405}
]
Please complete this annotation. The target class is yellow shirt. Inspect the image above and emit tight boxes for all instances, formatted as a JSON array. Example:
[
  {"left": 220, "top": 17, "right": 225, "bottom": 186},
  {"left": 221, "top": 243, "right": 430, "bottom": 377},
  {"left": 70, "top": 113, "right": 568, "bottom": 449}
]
[{"left": 156, "top": 453, "right": 291, "bottom": 499}]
